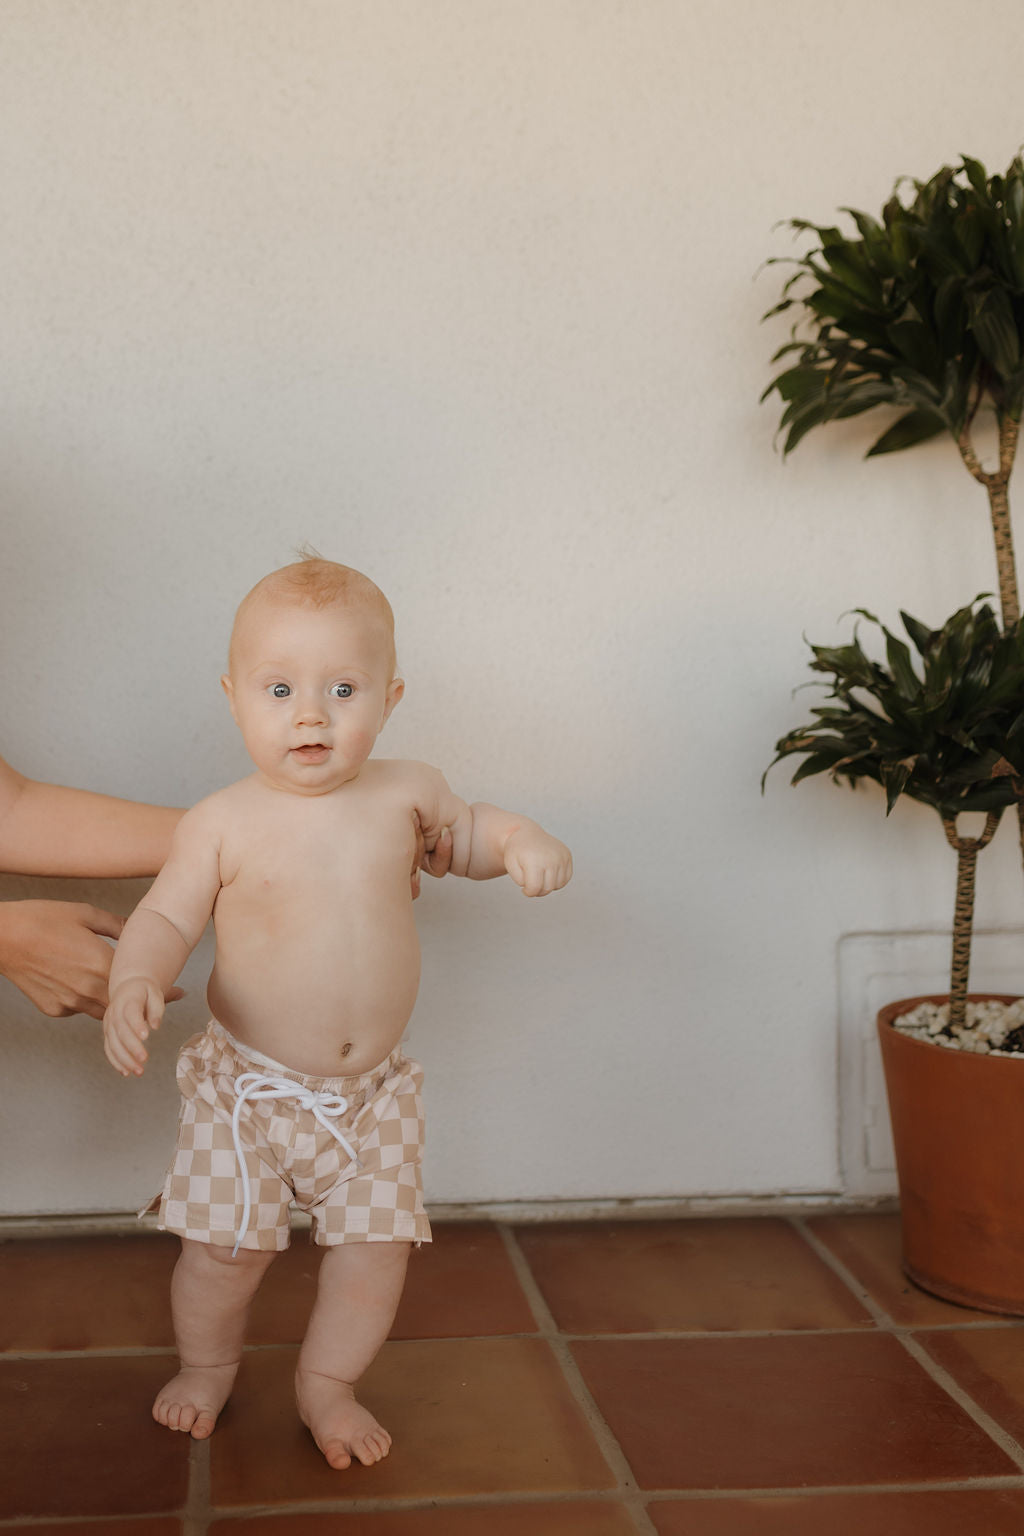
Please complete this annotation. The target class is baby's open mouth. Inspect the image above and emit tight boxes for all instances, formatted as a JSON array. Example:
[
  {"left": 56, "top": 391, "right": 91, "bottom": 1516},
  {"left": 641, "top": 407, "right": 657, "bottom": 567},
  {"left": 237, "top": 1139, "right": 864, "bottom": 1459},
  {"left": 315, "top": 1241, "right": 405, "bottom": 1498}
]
[{"left": 292, "top": 744, "right": 330, "bottom": 760}]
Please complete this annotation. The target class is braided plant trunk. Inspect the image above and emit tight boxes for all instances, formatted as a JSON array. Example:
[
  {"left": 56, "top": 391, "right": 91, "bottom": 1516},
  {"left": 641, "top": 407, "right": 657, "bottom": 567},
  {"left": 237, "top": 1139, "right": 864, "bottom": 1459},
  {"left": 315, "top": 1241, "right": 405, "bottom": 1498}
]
[
  {"left": 958, "top": 415, "right": 1024, "bottom": 874},
  {"left": 958, "top": 415, "right": 1021, "bottom": 627},
  {"left": 942, "top": 811, "right": 1003, "bottom": 1030}
]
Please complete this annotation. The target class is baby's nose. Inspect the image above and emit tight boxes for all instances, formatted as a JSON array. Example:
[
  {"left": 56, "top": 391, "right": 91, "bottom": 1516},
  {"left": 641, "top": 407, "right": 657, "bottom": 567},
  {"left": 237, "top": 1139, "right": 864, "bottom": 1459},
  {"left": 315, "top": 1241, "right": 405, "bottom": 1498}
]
[{"left": 294, "top": 694, "right": 328, "bottom": 725}]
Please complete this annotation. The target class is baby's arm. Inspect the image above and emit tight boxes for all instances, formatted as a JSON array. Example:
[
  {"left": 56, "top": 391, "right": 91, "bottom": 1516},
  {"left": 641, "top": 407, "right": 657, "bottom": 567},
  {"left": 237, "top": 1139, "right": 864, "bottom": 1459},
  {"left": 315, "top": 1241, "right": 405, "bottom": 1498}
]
[
  {"left": 415, "top": 768, "right": 572, "bottom": 897},
  {"left": 469, "top": 802, "right": 573, "bottom": 895},
  {"left": 103, "top": 801, "right": 223, "bottom": 1078}
]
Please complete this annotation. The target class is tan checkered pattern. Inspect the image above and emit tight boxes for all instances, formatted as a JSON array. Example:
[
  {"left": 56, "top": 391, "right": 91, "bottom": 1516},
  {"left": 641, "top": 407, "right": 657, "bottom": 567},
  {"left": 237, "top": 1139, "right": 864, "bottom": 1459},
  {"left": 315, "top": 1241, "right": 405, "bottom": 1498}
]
[{"left": 152, "top": 1022, "right": 431, "bottom": 1251}]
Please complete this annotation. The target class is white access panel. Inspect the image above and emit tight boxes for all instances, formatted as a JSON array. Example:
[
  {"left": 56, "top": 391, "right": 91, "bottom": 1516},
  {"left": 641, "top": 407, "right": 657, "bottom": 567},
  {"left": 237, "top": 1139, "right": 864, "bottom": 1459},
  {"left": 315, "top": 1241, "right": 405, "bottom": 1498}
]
[{"left": 837, "top": 930, "right": 1024, "bottom": 1198}]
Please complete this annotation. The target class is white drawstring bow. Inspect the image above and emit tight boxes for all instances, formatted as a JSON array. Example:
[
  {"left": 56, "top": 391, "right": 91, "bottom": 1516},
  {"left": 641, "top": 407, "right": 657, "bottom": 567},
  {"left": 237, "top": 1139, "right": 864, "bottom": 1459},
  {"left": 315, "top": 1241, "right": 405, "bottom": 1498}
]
[{"left": 229, "top": 1070, "right": 361, "bottom": 1255}]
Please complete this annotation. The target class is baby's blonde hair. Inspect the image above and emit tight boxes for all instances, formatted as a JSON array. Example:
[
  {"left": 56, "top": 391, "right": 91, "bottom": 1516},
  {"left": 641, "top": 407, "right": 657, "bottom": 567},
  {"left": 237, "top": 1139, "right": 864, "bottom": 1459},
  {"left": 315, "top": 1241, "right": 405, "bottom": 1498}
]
[{"left": 229, "top": 556, "right": 397, "bottom": 676}]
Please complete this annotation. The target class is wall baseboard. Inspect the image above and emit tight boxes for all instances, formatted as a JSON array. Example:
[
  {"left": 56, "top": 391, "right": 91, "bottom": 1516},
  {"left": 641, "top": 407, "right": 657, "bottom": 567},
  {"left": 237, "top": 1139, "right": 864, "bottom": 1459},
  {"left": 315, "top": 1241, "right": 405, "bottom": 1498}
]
[{"left": 0, "top": 1189, "right": 898, "bottom": 1240}]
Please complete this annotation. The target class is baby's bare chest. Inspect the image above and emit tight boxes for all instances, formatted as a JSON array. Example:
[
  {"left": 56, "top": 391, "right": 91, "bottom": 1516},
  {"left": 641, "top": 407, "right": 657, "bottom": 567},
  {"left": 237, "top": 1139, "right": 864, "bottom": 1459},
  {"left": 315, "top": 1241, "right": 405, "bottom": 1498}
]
[{"left": 216, "top": 790, "right": 419, "bottom": 920}]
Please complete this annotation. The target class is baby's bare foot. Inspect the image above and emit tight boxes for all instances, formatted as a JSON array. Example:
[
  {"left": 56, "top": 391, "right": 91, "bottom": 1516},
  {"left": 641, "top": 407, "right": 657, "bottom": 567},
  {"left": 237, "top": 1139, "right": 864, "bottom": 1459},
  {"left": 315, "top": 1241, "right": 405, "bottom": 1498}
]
[
  {"left": 153, "top": 1362, "right": 238, "bottom": 1439},
  {"left": 295, "top": 1366, "right": 392, "bottom": 1469}
]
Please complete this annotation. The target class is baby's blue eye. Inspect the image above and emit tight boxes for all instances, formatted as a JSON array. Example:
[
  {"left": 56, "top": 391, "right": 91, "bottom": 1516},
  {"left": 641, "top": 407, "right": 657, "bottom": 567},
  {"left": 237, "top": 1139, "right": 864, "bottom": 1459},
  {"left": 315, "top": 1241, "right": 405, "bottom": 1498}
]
[
  {"left": 270, "top": 683, "right": 290, "bottom": 698},
  {"left": 330, "top": 683, "right": 353, "bottom": 699}
]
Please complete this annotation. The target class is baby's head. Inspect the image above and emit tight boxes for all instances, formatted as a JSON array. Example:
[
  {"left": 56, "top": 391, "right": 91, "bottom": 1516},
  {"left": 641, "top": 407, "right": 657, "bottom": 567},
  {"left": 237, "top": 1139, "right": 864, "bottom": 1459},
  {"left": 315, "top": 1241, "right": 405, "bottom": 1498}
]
[
  {"left": 229, "top": 558, "right": 397, "bottom": 676},
  {"left": 223, "top": 558, "right": 403, "bottom": 795}
]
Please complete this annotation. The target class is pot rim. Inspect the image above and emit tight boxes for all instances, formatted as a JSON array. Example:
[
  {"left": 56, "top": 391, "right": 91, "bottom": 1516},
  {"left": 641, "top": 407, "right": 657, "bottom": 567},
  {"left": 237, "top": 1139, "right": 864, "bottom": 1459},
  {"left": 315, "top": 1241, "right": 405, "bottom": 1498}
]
[{"left": 878, "top": 993, "right": 1024, "bottom": 1060}]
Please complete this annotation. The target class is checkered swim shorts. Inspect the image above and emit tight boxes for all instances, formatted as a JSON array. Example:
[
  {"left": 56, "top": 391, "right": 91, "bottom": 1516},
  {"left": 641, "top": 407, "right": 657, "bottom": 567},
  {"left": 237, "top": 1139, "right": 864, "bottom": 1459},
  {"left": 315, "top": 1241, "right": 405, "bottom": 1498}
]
[{"left": 148, "top": 1021, "right": 431, "bottom": 1252}]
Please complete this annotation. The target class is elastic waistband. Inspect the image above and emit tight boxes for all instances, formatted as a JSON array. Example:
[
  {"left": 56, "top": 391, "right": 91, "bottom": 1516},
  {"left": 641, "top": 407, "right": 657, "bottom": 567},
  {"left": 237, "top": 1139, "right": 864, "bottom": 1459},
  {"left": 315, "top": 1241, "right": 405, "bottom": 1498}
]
[{"left": 207, "top": 1019, "right": 405, "bottom": 1096}]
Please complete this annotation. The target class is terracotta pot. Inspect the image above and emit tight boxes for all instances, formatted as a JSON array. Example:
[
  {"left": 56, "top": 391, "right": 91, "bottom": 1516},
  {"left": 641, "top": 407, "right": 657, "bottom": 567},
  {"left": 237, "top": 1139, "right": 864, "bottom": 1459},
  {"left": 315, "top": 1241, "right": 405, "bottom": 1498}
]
[{"left": 878, "top": 993, "right": 1024, "bottom": 1314}]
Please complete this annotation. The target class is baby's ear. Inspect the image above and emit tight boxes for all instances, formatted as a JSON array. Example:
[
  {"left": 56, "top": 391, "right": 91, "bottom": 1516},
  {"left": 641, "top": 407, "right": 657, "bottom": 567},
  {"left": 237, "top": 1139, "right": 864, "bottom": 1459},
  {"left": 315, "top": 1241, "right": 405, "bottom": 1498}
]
[
  {"left": 220, "top": 674, "right": 238, "bottom": 721},
  {"left": 381, "top": 677, "right": 404, "bottom": 728}
]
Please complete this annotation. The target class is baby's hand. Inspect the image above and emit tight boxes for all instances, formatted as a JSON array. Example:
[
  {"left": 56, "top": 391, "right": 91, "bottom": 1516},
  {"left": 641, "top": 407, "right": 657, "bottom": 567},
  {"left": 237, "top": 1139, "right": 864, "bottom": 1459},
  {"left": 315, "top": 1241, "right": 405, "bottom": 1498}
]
[
  {"left": 504, "top": 829, "right": 573, "bottom": 897},
  {"left": 103, "top": 978, "right": 166, "bottom": 1078}
]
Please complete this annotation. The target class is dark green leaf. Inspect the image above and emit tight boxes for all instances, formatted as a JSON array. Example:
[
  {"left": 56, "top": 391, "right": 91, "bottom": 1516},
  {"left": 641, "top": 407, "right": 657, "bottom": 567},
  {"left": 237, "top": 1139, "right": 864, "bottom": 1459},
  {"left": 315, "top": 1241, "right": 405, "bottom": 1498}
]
[
  {"left": 900, "top": 610, "right": 935, "bottom": 656},
  {"left": 789, "top": 752, "right": 851, "bottom": 786},
  {"left": 866, "top": 409, "right": 946, "bottom": 456},
  {"left": 885, "top": 633, "right": 920, "bottom": 698},
  {"left": 967, "top": 286, "right": 1021, "bottom": 379},
  {"left": 781, "top": 398, "right": 829, "bottom": 455},
  {"left": 886, "top": 318, "right": 941, "bottom": 375},
  {"left": 881, "top": 758, "right": 914, "bottom": 812},
  {"left": 961, "top": 155, "right": 991, "bottom": 200}
]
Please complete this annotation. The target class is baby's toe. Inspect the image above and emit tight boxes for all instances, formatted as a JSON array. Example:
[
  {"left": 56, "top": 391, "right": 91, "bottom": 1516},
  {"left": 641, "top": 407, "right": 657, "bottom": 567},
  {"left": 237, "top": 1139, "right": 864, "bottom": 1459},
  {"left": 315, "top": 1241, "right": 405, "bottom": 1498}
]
[
  {"left": 323, "top": 1439, "right": 353, "bottom": 1470},
  {"left": 153, "top": 1395, "right": 178, "bottom": 1430},
  {"left": 357, "top": 1430, "right": 391, "bottom": 1465}
]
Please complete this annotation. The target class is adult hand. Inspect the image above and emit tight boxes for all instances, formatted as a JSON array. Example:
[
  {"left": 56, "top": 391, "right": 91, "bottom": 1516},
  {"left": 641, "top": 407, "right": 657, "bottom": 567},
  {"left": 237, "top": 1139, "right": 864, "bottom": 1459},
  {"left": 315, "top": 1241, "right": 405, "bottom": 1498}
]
[
  {"left": 0, "top": 899, "right": 183, "bottom": 1022},
  {"left": 410, "top": 823, "right": 453, "bottom": 899}
]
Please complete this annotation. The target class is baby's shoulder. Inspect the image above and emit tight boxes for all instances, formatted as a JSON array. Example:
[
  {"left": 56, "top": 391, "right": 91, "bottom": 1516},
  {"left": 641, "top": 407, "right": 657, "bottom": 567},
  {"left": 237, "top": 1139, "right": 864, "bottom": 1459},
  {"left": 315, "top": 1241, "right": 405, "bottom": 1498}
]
[
  {"left": 364, "top": 760, "right": 462, "bottom": 836},
  {"left": 368, "top": 758, "right": 448, "bottom": 797},
  {"left": 176, "top": 776, "right": 255, "bottom": 838},
  {"left": 171, "top": 777, "right": 265, "bottom": 887}
]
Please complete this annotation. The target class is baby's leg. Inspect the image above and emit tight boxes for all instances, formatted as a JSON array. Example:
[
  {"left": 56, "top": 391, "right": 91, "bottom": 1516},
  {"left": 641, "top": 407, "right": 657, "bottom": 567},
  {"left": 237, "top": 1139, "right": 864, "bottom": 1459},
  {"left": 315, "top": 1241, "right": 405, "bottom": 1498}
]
[
  {"left": 295, "top": 1240, "right": 411, "bottom": 1470},
  {"left": 155, "top": 1238, "right": 276, "bottom": 1438}
]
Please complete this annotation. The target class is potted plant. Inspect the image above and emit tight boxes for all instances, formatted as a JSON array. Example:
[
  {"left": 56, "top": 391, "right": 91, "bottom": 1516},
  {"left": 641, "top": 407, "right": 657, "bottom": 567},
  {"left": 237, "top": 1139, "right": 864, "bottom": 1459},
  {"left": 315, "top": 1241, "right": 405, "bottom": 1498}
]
[
  {"left": 763, "top": 154, "right": 1024, "bottom": 1311},
  {"left": 765, "top": 599, "right": 1024, "bottom": 1308}
]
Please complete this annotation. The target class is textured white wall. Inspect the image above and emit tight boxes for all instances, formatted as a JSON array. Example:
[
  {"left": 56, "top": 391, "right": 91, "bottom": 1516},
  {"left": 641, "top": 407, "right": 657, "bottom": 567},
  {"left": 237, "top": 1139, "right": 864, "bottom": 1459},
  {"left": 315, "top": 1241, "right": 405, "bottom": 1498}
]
[{"left": 3, "top": 0, "right": 1024, "bottom": 1215}]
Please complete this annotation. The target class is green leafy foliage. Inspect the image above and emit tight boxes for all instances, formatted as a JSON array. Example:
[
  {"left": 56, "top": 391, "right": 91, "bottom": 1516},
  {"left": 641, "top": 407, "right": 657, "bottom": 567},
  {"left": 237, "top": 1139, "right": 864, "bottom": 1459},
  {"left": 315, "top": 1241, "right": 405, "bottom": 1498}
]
[
  {"left": 762, "top": 155, "right": 1024, "bottom": 455},
  {"left": 764, "top": 599, "right": 1024, "bottom": 819}
]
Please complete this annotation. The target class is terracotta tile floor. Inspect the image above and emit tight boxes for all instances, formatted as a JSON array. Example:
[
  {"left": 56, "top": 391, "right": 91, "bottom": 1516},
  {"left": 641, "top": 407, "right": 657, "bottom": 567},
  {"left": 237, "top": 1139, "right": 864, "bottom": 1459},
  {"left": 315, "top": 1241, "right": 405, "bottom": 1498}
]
[{"left": 6, "top": 1214, "right": 1024, "bottom": 1531}]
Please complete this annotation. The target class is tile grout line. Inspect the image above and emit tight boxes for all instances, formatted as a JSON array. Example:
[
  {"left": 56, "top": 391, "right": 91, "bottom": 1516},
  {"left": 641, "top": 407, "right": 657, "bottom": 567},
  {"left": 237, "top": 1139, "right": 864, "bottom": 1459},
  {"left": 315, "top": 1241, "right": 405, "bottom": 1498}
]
[
  {"left": 793, "top": 1216, "right": 1024, "bottom": 1475},
  {"left": 183, "top": 1433, "right": 211, "bottom": 1536},
  {"left": 202, "top": 1490, "right": 673, "bottom": 1520},
  {"left": 609, "top": 1475, "right": 1024, "bottom": 1501},
  {"left": 896, "top": 1331, "right": 1024, "bottom": 1475},
  {"left": 8, "top": 1481, "right": 1024, "bottom": 1529},
  {"left": 497, "top": 1223, "right": 661, "bottom": 1536},
  {"left": 789, "top": 1216, "right": 909, "bottom": 1330},
  {"left": 8, "top": 1314, "right": 1024, "bottom": 1363},
  {"left": 3, "top": 1344, "right": 182, "bottom": 1360}
]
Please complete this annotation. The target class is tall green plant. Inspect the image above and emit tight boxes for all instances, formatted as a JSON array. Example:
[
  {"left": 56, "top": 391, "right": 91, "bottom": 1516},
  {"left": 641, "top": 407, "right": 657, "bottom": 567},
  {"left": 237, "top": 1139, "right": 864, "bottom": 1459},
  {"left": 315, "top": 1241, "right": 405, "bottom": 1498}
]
[
  {"left": 765, "top": 600, "right": 1024, "bottom": 1028},
  {"left": 762, "top": 154, "right": 1024, "bottom": 625}
]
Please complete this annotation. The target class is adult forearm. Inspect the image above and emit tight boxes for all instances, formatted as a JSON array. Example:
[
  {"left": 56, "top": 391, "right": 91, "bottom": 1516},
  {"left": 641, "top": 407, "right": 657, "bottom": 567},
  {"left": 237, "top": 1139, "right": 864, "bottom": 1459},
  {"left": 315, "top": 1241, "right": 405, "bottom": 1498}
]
[{"left": 0, "top": 779, "right": 183, "bottom": 878}]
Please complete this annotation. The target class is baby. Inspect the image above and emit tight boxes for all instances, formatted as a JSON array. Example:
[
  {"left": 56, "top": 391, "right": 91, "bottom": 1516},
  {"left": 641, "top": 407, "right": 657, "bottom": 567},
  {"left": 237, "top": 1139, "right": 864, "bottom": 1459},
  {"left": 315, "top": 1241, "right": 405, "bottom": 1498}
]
[{"left": 103, "top": 557, "right": 572, "bottom": 1471}]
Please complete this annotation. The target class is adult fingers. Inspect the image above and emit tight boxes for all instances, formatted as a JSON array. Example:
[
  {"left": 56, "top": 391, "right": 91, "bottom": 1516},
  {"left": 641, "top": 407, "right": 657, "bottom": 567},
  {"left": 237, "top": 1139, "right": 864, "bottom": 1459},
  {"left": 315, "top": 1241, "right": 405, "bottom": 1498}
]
[
  {"left": 421, "top": 827, "right": 453, "bottom": 878},
  {"left": 80, "top": 906, "right": 125, "bottom": 940}
]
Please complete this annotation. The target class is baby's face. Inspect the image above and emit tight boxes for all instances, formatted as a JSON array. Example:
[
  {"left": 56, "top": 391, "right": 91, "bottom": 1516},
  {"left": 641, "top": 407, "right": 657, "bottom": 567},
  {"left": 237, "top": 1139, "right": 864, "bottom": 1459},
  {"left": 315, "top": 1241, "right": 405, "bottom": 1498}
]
[{"left": 222, "top": 599, "right": 402, "bottom": 796}]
